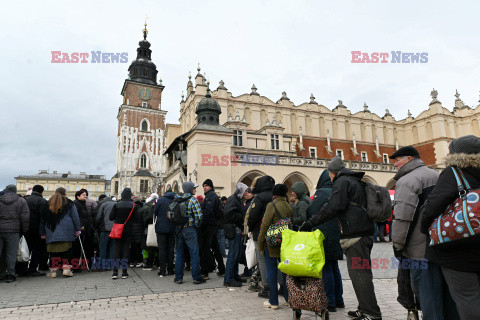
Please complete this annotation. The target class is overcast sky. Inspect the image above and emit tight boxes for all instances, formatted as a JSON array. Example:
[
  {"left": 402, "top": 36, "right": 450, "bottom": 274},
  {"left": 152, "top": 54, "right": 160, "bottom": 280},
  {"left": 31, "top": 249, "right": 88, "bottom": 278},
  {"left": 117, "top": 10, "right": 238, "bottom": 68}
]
[{"left": 1, "top": 0, "right": 479, "bottom": 188}]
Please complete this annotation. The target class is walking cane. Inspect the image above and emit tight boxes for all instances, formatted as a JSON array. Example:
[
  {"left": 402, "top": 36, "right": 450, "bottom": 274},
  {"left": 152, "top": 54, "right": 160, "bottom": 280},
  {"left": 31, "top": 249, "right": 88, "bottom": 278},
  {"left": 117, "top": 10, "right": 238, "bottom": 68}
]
[{"left": 78, "top": 236, "right": 90, "bottom": 271}]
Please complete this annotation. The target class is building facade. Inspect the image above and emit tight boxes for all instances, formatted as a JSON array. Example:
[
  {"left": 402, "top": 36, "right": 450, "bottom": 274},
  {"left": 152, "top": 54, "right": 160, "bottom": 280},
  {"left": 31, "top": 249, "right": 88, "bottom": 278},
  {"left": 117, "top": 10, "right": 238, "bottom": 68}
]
[
  {"left": 163, "top": 71, "right": 479, "bottom": 196},
  {"left": 15, "top": 170, "right": 107, "bottom": 200},
  {"left": 110, "top": 25, "right": 167, "bottom": 199}
]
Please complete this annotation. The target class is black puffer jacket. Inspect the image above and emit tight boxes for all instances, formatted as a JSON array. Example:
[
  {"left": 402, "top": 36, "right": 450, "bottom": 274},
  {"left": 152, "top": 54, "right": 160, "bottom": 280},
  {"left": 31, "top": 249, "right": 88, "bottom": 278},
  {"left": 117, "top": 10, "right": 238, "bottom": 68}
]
[
  {"left": 109, "top": 197, "right": 138, "bottom": 238},
  {"left": 421, "top": 153, "right": 480, "bottom": 272},
  {"left": 308, "top": 170, "right": 343, "bottom": 261},
  {"left": 26, "top": 191, "right": 48, "bottom": 232},
  {"left": 0, "top": 193, "right": 30, "bottom": 233},
  {"left": 247, "top": 176, "right": 275, "bottom": 241},
  {"left": 132, "top": 201, "right": 144, "bottom": 243},
  {"left": 308, "top": 168, "right": 374, "bottom": 239},
  {"left": 201, "top": 189, "right": 221, "bottom": 227},
  {"left": 74, "top": 199, "right": 94, "bottom": 233}
]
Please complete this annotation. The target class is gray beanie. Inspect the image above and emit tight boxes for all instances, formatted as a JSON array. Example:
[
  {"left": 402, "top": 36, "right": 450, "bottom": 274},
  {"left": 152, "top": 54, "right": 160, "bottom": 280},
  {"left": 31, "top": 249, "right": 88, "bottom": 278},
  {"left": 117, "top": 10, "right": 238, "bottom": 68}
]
[
  {"left": 327, "top": 155, "right": 346, "bottom": 173},
  {"left": 182, "top": 181, "right": 198, "bottom": 195},
  {"left": 5, "top": 184, "right": 17, "bottom": 193},
  {"left": 449, "top": 135, "right": 480, "bottom": 155}
]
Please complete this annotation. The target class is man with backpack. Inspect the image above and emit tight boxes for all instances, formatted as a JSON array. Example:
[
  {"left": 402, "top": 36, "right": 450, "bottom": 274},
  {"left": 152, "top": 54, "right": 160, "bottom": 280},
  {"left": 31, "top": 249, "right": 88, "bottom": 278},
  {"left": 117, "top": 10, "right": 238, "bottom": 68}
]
[
  {"left": 302, "top": 156, "right": 381, "bottom": 320},
  {"left": 290, "top": 181, "right": 311, "bottom": 230},
  {"left": 199, "top": 179, "right": 224, "bottom": 280},
  {"left": 171, "top": 181, "right": 205, "bottom": 285}
]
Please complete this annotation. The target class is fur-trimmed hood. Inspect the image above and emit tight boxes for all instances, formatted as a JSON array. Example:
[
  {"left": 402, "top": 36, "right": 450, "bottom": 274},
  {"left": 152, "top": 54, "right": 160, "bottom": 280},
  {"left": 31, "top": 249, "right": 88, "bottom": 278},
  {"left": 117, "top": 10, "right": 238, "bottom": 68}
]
[{"left": 445, "top": 153, "right": 480, "bottom": 169}]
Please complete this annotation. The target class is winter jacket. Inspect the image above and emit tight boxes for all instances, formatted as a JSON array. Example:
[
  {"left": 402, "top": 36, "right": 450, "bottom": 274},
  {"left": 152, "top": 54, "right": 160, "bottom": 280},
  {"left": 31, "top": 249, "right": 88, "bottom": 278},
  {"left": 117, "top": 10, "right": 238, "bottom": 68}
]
[
  {"left": 176, "top": 193, "right": 202, "bottom": 229},
  {"left": 74, "top": 199, "right": 94, "bottom": 233},
  {"left": 0, "top": 192, "right": 30, "bottom": 234},
  {"left": 201, "top": 189, "right": 221, "bottom": 227},
  {"left": 421, "top": 153, "right": 480, "bottom": 272},
  {"left": 25, "top": 191, "right": 47, "bottom": 232},
  {"left": 291, "top": 181, "right": 311, "bottom": 227},
  {"left": 109, "top": 198, "right": 138, "bottom": 237},
  {"left": 142, "top": 201, "right": 155, "bottom": 227},
  {"left": 154, "top": 191, "right": 176, "bottom": 234},
  {"left": 392, "top": 158, "right": 439, "bottom": 260},
  {"left": 224, "top": 184, "right": 248, "bottom": 230},
  {"left": 247, "top": 176, "right": 275, "bottom": 241},
  {"left": 307, "top": 168, "right": 374, "bottom": 239},
  {"left": 40, "top": 200, "right": 82, "bottom": 244},
  {"left": 86, "top": 198, "right": 97, "bottom": 222},
  {"left": 132, "top": 201, "right": 145, "bottom": 243},
  {"left": 307, "top": 170, "right": 343, "bottom": 261},
  {"left": 95, "top": 198, "right": 115, "bottom": 232},
  {"left": 257, "top": 196, "right": 293, "bottom": 258}
]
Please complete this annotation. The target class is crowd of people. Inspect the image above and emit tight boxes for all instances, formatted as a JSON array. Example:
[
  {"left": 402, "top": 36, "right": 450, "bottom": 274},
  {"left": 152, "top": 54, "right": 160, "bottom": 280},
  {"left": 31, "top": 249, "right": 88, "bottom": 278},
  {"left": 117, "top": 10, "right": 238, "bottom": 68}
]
[{"left": 0, "top": 135, "right": 479, "bottom": 320}]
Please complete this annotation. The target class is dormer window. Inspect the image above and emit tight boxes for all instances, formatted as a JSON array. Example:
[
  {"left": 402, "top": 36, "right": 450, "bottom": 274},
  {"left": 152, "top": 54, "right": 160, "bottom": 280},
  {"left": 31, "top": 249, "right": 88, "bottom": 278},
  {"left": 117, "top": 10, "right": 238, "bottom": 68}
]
[
  {"left": 142, "top": 102, "right": 148, "bottom": 108},
  {"left": 361, "top": 151, "right": 368, "bottom": 162},
  {"left": 309, "top": 147, "right": 317, "bottom": 158},
  {"left": 233, "top": 130, "right": 243, "bottom": 146},
  {"left": 270, "top": 134, "right": 280, "bottom": 150}
]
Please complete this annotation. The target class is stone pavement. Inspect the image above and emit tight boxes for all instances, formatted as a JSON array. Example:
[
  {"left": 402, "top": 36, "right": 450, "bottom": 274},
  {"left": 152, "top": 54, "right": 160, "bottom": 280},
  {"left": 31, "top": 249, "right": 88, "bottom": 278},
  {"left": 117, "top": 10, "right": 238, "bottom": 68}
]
[{"left": 0, "top": 243, "right": 409, "bottom": 319}]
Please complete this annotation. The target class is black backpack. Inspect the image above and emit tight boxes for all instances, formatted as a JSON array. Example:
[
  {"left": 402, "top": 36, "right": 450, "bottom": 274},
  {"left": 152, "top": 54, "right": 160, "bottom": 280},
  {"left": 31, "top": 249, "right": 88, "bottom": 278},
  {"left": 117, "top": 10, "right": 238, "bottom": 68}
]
[
  {"left": 361, "top": 183, "right": 392, "bottom": 222},
  {"left": 166, "top": 197, "right": 193, "bottom": 226}
]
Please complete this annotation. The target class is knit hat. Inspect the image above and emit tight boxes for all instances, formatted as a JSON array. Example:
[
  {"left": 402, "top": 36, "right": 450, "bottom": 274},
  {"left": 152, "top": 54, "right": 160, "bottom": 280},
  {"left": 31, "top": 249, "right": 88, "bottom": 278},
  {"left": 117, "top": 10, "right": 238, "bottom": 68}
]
[
  {"left": 4, "top": 185, "right": 17, "bottom": 194},
  {"left": 182, "top": 181, "right": 198, "bottom": 195},
  {"left": 202, "top": 179, "right": 214, "bottom": 189},
  {"left": 449, "top": 135, "right": 480, "bottom": 155},
  {"left": 32, "top": 185, "right": 44, "bottom": 193},
  {"left": 327, "top": 156, "right": 346, "bottom": 173},
  {"left": 389, "top": 146, "right": 420, "bottom": 159},
  {"left": 272, "top": 184, "right": 288, "bottom": 197},
  {"left": 121, "top": 188, "right": 133, "bottom": 200}
]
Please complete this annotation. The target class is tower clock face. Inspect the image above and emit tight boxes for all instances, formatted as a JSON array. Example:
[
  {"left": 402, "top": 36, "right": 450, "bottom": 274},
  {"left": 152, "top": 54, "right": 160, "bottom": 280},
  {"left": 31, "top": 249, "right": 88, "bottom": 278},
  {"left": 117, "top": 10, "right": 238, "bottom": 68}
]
[{"left": 139, "top": 87, "right": 152, "bottom": 100}]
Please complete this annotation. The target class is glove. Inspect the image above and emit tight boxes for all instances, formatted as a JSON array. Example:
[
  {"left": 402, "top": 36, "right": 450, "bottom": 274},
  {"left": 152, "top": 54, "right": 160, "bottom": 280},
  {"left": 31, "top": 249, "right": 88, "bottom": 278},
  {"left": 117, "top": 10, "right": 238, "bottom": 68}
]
[{"left": 299, "top": 221, "right": 312, "bottom": 232}]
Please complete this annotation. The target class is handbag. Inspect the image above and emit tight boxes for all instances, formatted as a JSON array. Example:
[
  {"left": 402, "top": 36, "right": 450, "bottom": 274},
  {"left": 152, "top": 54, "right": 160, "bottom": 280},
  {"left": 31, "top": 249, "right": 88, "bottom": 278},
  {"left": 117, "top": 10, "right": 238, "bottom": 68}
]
[
  {"left": 429, "top": 167, "right": 480, "bottom": 246},
  {"left": 265, "top": 202, "right": 292, "bottom": 247},
  {"left": 146, "top": 214, "right": 158, "bottom": 247},
  {"left": 109, "top": 204, "right": 135, "bottom": 239},
  {"left": 16, "top": 236, "right": 30, "bottom": 262}
]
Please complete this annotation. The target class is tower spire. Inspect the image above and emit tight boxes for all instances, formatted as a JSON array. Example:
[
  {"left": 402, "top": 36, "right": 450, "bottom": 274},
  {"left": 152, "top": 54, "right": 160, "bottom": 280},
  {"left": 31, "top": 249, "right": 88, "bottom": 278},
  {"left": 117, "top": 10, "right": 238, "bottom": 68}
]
[{"left": 143, "top": 17, "right": 149, "bottom": 40}]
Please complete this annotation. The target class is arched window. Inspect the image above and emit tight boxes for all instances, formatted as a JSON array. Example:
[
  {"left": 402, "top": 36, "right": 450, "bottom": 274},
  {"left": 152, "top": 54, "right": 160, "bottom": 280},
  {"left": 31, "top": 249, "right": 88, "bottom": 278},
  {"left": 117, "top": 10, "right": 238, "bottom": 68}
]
[
  {"left": 141, "top": 120, "right": 148, "bottom": 131},
  {"left": 140, "top": 154, "right": 147, "bottom": 168},
  {"left": 143, "top": 68, "right": 148, "bottom": 76}
]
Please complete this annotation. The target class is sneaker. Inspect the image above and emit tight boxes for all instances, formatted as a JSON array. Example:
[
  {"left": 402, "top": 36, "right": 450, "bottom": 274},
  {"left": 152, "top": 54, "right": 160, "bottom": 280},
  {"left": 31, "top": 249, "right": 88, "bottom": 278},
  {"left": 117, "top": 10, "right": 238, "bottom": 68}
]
[
  {"left": 174, "top": 279, "right": 183, "bottom": 284},
  {"left": 352, "top": 316, "right": 382, "bottom": 320},
  {"left": 142, "top": 265, "right": 153, "bottom": 271},
  {"left": 26, "top": 271, "right": 45, "bottom": 277},
  {"left": 121, "top": 272, "right": 129, "bottom": 279},
  {"left": 129, "top": 263, "right": 134, "bottom": 268},
  {"left": 5, "top": 274, "right": 16, "bottom": 283},
  {"left": 158, "top": 271, "right": 166, "bottom": 277},
  {"left": 336, "top": 303, "right": 345, "bottom": 308},
  {"left": 224, "top": 281, "right": 242, "bottom": 287},
  {"left": 327, "top": 306, "right": 337, "bottom": 312},
  {"left": 234, "top": 277, "right": 247, "bottom": 283},
  {"left": 193, "top": 278, "right": 206, "bottom": 284},
  {"left": 135, "top": 262, "right": 143, "bottom": 268},
  {"left": 111, "top": 273, "right": 118, "bottom": 279},
  {"left": 263, "top": 301, "right": 279, "bottom": 310},
  {"left": 348, "top": 310, "right": 362, "bottom": 318}
]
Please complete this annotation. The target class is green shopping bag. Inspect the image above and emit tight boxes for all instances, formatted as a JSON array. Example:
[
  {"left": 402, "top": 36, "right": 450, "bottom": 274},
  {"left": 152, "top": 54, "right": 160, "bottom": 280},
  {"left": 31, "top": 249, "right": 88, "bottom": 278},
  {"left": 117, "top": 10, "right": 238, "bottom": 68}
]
[{"left": 278, "top": 229, "right": 325, "bottom": 278}]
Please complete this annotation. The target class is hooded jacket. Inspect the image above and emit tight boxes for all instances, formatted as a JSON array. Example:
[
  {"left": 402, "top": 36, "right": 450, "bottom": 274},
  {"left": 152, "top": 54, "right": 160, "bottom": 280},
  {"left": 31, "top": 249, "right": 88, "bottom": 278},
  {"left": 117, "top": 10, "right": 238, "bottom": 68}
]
[
  {"left": 25, "top": 191, "right": 48, "bottom": 232},
  {"left": 421, "top": 153, "right": 480, "bottom": 272},
  {"left": 154, "top": 191, "right": 176, "bottom": 234},
  {"left": 40, "top": 199, "right": 82, "bottom": 244},
  {"left": 307, "top": 168, "right": 374, "bottom": 239},
  {"left": 201, "top": 188, "right": 221, "bottom": 227},
  {"left": 247, "top": 176, "right": 275, "bottom": 241},
  {"left": 95, "top": 197, "right": 115, "bottom": 232},
  {"left": 392, "top": 158, "right": 439, "bottom": 260},
  {"left": 291, "top": 181, "right": 311, "bottom": 227},
  {"left": 0, "top": 192, "right": 30, "bottom": 233},
  {"left": 224, "top": 183, "right": 248, "bottom": 230},
  {"left": 257, "top": 196, "right": 293, "bottom": 258},
  {"left": 307, "top": 170, "right": 343, "bottom": 261},
  {"left": 109, "top": 190, "right": 138, "bottom": 237}
]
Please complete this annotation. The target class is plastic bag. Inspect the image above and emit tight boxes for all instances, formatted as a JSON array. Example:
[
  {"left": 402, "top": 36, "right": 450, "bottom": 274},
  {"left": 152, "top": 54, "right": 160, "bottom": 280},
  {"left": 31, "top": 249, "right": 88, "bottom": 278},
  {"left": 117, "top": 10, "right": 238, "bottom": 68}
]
[
  {"left": 16, "top": 236, "right": 30, "bottom": 262},
  {"left": 146, "top": 215, "right": 158, "bottom": 247},
  {"left": 278, "top": 229, "right": 325, "bottom": 278},
  {"left": 245, "top": 235, "right": 257, "bottom": 269}
]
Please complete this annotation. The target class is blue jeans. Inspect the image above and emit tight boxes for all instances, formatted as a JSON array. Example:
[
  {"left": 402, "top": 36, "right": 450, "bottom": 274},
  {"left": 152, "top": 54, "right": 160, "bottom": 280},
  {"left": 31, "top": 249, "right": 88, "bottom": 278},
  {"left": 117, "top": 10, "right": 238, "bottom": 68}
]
[
  {"left": 323, "top": 260, "right": 344, "bottom": 307},
  {"left": 224, "top": 233, "right": 242, "bottom": 283},
  {"left": 175, "top": 227, "right": 201, "bottom": 281},
  {"left": 410, "top": 261, "right": 460, "bottom": 320},
  {"left": 99, "top": 232, "right": 114, "bottom": 262},
  {"left": 264, "top": 245, "right": 288, "bottom": 306},
  {"left": 217, "top": 228, "right": 226, "bottom": 256}
]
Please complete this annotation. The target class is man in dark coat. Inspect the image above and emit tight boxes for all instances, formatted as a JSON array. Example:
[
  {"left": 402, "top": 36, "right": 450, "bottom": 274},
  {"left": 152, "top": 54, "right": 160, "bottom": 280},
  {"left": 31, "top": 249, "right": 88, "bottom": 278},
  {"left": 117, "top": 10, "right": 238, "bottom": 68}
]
[
  {"left": 95, "top": 196, "right": 116, "bottom": 265},
  {"left": 306, "top": 170, "right": 344, "bottom": 312},
  {"left": 0, "top": 185, "right": 30, "bottom": 283},
  {"left": 303, "top": 156, "right": 380, "bottom": 320},
  {"left": 247, "top": 175, "right": 275, "bottom": 297},
  {"left": 155, "top": 190, "right": 176, "bottom": 277},
  {"left": 24, "top": 185, "right": 48, "bottom": 276}
]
